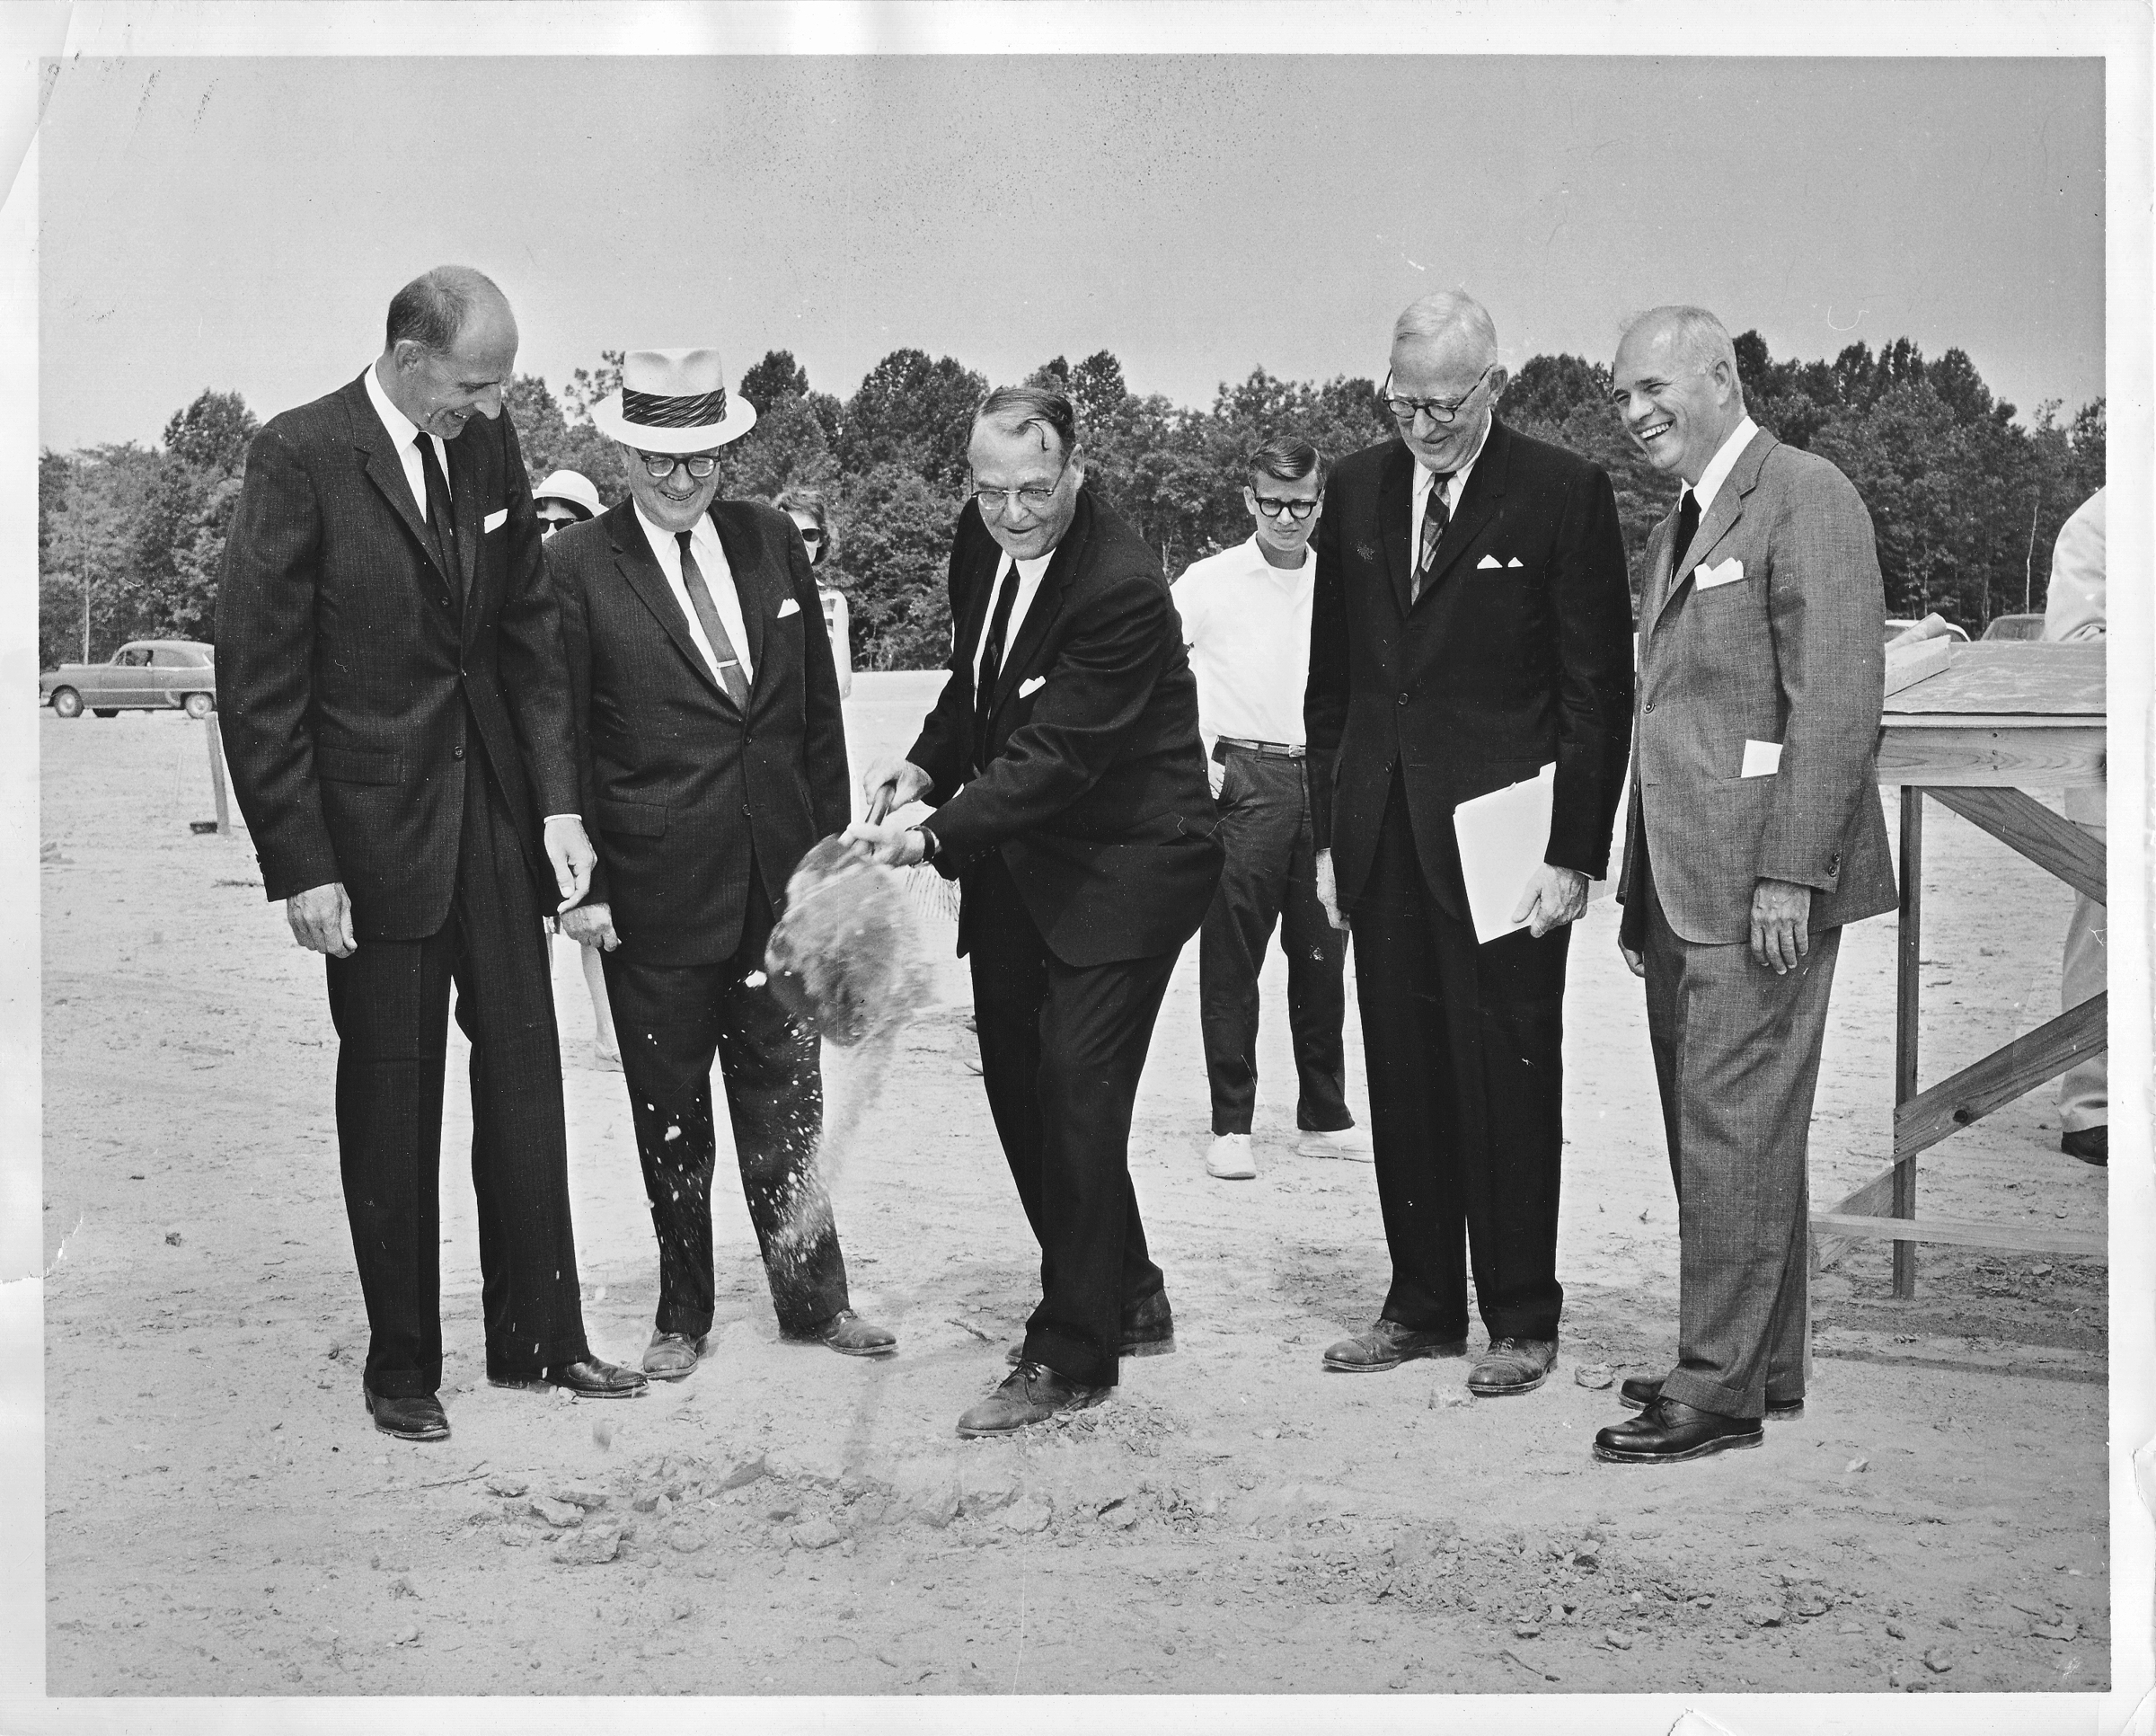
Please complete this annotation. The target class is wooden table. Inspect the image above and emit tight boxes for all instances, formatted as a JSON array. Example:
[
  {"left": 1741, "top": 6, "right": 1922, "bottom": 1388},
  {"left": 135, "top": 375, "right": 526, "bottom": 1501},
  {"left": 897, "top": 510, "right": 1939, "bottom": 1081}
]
[{"left": 1810, "top": 640, "right": 2107, "bottom": 1296}]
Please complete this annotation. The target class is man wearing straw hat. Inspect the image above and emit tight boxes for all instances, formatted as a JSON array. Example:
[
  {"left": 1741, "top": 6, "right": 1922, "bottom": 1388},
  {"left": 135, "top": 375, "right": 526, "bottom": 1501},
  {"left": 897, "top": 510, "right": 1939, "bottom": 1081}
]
[{"left": 549, "top": 347, "right": 896, "bottom": 1379}]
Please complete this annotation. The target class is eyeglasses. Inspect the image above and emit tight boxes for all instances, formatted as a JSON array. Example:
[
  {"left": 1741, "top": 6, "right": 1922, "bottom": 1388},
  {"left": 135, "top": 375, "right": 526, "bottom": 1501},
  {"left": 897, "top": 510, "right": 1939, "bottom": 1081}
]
[
  {"left": 796, "top": 527, "right": 824, "bottom": 545},
  {"left": 968, "top": 451, "right": 1073, "bottom": 518},
  {"left": 1382, "top": 364, "right": 1495, "bottom": 427},
  {"left": 537, "top": 511, "right": 580, "bottom": 535},
  {"left": 1250, "top": 494, "right": 1319, "bottom": 522},
  {"left": 639, "top": 451, "right": 720, "bottom": 481}
]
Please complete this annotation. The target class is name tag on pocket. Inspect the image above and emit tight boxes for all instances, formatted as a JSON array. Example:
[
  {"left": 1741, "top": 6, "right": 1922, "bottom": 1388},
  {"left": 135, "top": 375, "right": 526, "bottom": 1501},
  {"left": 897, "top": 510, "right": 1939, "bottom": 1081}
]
[
  {"left": 776, "top": 598, "right": 800, "bottom": 618},
  {"left": 483, "top": 508, "right": 508, "bottom": 534},
  {"left": 1741, "top": 739, "right": 1783, "bottom": 778},
  {"left": 1020, "top": 676, "right": 1046, "bottom": 698},
  {"left": 1695, "top": 557, "right": 1744, "bottom": 589}
]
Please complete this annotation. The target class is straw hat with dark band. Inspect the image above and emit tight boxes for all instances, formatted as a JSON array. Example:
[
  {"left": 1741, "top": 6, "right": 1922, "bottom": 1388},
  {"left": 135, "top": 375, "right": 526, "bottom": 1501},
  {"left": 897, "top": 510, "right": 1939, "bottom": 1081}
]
[{"left": 590, "top": 348, "right": 758, "bottom": 453}]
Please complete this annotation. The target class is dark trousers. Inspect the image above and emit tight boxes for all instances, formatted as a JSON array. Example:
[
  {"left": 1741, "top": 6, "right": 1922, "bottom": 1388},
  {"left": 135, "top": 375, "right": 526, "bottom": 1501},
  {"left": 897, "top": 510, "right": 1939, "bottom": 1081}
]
[
  {"left": 1639, "top": 847, "right": 1839, "bottom": 1419},
  {"left": 599, "top": 878, "right": 849, "bottom": 1339},
  {"left": 1199, "top": 746, "right": 1351, "bottom": 1136},
  {"left": 323, "top": 758, "right": 588, "bottom": 1397},
  {"left": 967, "top": 851, "right": 1177, "bottom": 1389},
  {"left": 1351, "top": 775, "right": 1569, "bottom": 1342}
]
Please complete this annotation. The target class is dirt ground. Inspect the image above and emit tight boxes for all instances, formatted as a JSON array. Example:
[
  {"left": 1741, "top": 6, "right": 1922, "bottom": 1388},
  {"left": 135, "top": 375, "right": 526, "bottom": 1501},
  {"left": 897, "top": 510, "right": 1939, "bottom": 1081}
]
[{"left": 39, "top": 675, "right": 2112, "bottom": 1709}]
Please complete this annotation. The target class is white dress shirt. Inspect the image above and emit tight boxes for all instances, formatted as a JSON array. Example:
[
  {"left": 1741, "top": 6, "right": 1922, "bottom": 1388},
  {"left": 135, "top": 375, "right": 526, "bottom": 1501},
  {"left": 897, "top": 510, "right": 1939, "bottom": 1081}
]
[
  {"left": 974, "top": 551, "right": 1055, "bottom": 690},
  {"left": 633, "top": 504, "right": 755, "bottom": 688},
  {"left": 363, "top": 362, "right": 451, "bottom": 517},
  {"left": 1686, "top": 415, "right": 1761, "bottom": 518},
  {"left": 1408, "top": 415, "right": 1492, "bottom": 562},
  {"left": 1174, "top": 536, "right": 1313, "bottom": 747}
]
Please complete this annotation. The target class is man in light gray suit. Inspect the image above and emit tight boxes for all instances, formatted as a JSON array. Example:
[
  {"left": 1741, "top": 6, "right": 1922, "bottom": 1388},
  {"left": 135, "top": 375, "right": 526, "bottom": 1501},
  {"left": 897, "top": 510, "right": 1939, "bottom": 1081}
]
[{"left": 1594, "top": 306, "right": 1898, "bottom": 1466}]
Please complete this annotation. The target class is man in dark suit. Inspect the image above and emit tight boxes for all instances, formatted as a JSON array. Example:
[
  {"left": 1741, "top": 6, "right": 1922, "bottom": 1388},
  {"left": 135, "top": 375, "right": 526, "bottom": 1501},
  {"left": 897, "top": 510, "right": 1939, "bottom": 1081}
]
[
  {"left": 548, "top": 348, "right": 896, "bottom": 1379},
  {"left": 1594, "top": 306, "right": 1896, "bottom": 1465},
  {"left": 216, "top": 267, "right": 647, "bottom": 1443},
  {"left": 851, "top": 385, "right": 1222, "bottom": 1437},
  {"left": 1305, "top": 290, "right": 1634, "bottom": 1397}
]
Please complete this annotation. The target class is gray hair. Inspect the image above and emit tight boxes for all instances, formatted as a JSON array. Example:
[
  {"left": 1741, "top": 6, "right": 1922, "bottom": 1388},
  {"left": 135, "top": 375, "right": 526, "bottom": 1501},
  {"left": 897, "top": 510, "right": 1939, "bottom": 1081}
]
[
  {"left": 974, "top": 384, "right": 1081, "bottom": 458},
  {"left": 1621, "top": 305, "right": 1743, "bottom": 394},
  {"left": 1392, "top": 290, "right": 1499, "bottom": 367},
  {"left": 385, "top": 265, "right": 506, "bottom": 353}
]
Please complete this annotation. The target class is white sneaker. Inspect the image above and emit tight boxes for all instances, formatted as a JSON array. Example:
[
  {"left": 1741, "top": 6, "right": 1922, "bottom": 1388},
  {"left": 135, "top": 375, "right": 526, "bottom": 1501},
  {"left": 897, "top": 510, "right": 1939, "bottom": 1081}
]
[
  {"left": 1298, "top": 1125, "right": 1374, "bottom": 1161},
  {"left": 1206, "top": 1133, "right": 1258, "bottom": 1180}
]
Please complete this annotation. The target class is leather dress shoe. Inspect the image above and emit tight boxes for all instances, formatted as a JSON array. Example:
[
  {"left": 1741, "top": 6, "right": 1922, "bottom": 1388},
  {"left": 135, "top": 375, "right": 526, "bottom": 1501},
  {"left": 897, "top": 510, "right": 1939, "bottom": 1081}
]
[
  {"left": 490, "top": 1357, "right": 649, "bottom": 1398},
  {"left": 1594, "top": 1396, "right": 1763, "bottom": 1464},
  {"left": 957, "top": 1360, "right": 1108, "bottom": 1438},
  {"left": 1006, "top": 1292, "right": 1177, "bottom": 1367},
  {"left": 1469, "top": 1336, "right": 1559, "bottom": 1396},
  {"left": 2061, "top": 1126, "right": 2107, "bottom": 1166},
  {"left": 1620, "top": 1375, "right": 1802, "bottom": 1420},
  {"left": 641, "top": 1331, "right": 710, "bottom": 1381},
  {"left": 365, "top": 1386, "right": 449, "bottom": 1442},
  {"left": 1321, "top": 1318, "right": 1469, "bottom": 1372},
  {"left": 784, "top": 1309, "right": 897, "bottom": 1357}
]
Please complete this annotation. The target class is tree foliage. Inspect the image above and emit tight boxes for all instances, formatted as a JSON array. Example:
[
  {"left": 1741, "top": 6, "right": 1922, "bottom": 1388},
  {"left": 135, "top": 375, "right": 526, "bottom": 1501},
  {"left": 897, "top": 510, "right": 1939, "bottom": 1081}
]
[{"left": 39, "top": 333, "right": 2108, "bottom": 670}]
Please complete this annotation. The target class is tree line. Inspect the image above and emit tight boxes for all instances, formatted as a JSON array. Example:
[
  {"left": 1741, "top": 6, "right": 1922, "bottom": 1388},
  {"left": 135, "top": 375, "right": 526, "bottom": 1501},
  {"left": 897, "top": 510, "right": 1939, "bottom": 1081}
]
[{"left": 40, "top": 332, "right": 2105, "bottom": 674}]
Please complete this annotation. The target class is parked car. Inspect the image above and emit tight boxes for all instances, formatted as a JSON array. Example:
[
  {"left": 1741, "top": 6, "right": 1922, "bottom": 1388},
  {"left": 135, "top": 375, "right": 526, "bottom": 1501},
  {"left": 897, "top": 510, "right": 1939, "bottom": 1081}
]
[
  {"left": 42, "top": 640, "right": 216, "bottom": 719},
  {"left": 1882, "top": 616, "right": 1970, "bottom": 647},
  {"left": 1981, "top": 613, "right": 2046, "bottom": 642}
]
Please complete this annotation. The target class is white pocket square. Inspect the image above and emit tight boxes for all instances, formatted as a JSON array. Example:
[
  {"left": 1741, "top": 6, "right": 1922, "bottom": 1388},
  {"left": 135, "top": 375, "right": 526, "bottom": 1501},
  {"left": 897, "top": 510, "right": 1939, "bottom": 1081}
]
[
  {"left": 1695, "top": 557, "right": 1745, "bottom": 589},
  {"left": 1507, "top": 556, "right": 1524, "bottom": 568},
  {"left": 775, "top": 598, "right": 800, "bottom": 618},
  {"left": 1020, "top": 676, "right": 1046, "bottom": 697},
  {"left": 482, "top": 508, "right": 508, "bottom": 534},
  {"left": 1477, "top": 554, "right": 1503, "bottom": 570},
  {"left": 1741, "top": 739, "right": 1783, "bottom": 778}
]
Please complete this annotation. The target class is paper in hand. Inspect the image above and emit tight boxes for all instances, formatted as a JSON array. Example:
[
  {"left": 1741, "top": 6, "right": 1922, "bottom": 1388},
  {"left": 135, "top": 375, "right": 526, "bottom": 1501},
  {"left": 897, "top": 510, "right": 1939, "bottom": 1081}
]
[{"left": 1453, "top": 763, "right": 1607, "bottom": 944}]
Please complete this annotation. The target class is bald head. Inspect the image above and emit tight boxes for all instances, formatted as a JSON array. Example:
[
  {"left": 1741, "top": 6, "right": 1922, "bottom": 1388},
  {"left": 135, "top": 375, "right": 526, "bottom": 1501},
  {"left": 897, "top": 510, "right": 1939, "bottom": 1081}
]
[
  {"left": 1610, "top": 305, "right": 1747, "bottom": 483},
  {"left": 377, "top": 265, "right": 519, "bottom": 441}
]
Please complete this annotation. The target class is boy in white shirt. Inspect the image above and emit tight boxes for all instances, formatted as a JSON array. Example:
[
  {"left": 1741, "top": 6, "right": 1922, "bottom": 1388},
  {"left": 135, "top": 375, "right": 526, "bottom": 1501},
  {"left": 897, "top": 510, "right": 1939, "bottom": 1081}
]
[{"left": 1176, "top": 437, "right": 1369, "bottom": 1180}]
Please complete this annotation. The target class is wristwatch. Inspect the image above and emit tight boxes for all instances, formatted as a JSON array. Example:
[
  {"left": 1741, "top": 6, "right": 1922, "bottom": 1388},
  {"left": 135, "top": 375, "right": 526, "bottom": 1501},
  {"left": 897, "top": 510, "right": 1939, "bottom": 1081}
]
[{"left": 911, "top": 825, "right": 941, "bottom": 864}]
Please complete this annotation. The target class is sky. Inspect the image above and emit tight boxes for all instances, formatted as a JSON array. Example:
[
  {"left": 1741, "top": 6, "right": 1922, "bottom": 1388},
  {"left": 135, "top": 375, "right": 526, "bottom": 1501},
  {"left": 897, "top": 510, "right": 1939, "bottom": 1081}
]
[{"left": 38, "top": 53, "right": 2106, "bottom": 451}]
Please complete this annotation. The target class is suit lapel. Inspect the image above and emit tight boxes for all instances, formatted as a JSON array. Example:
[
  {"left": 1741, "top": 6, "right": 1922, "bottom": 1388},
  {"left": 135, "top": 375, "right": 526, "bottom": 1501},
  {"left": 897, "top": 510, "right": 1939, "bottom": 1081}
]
[
  {"left": 1651, "top": 427, "right": 1775, "bottom": 632},
  {"left": 1376, "top": 442, "right": 1415, "bottom": 619},
  {"left": 605, "top": 503, "right": 735, "bottom": 710},
  {"left": 706, "top": 503, "right": 768, "bottom": 697},
  {"left": 1415, "top": 417, "right": 1511, "bottom": 604},
  {"left": 346, "top": 378, "right": 455, "bottom": 605},
  {"left": 992, "top": 490, "right": 1087, "bottom": 716}
]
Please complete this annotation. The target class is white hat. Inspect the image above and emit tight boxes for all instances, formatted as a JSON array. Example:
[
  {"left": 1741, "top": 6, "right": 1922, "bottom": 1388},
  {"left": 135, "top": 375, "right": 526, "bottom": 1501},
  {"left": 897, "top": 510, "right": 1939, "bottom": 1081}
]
[
  {"left": 531, "top": 469, "right": 604, "bottom": 519},
  {"left": 590, "top": 348, "right": 758, "bottom": 454}
]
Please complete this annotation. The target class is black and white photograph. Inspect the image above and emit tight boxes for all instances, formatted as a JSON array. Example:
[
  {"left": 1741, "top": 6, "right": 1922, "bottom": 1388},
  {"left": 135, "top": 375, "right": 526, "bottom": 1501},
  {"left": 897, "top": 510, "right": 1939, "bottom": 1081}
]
[{"left": 5, "top": 4, "right": 2151, "bottom": 1732}]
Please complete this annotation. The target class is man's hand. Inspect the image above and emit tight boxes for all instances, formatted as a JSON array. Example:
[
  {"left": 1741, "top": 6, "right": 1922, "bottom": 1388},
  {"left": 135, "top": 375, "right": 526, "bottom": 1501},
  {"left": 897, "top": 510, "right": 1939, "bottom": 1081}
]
[
  {"left": 560, "top": 901, "right": 619, "bottom": 952},
  {"left": 842, "top": 819, "right": 929, "bottom": 869},
  {"left": 1750, "top": 877, "right": 1814, "bottom": 975},
  {"left": 543, "top": 815, "right": 597, "bottom": 914},
  {"left": 1619, "top": 941, "right": 1646, "bottom": 979},
  {"left": 1509, "top": 864, "right": 1590, "bottom": 939},
  {"left": 862, "top": 756, "right": 932, "bottom": 825},
  {"left": 1314, "top": 848, "right": 1349, "bottom": 932},
  {"left": 1206, "top": 755, "right": 1225, "bottom": 800},
  {"left": 287, "top": 881, "right": 356, "bottom": 958}
]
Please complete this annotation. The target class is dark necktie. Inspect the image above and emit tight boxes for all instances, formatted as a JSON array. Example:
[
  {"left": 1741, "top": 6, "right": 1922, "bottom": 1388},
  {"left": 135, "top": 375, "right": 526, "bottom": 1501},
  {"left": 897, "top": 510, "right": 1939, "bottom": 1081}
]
[
  {"left": 676, "top": 531, "right": 752, "bottom": 711},
  {"left": 974, "top": 559, "right": 1022, "bottom": 773},
  {"left": 1411, "top": 472, "right": 1454, "bottom": 603},
  {"left": 415, "top": 433, "right": 461, "bottom": 598},
  {"left": 1671, "top": 487, "right": 1701, "bottom": 580}
]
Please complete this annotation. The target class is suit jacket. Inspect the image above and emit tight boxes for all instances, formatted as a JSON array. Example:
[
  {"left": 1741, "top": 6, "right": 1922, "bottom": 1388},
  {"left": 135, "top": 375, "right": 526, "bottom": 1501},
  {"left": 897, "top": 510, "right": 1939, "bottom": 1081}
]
[
  {"left": 215, "top": 373, "right": 578, "bottom": 940},
  {"left": 909, "top": 485, "right": 1222, "bottom": 969},
  {"left": 1616, "top": 427, "right": 1898, "bottom": 945},
  {"left": 548, "top": 497, "right": 850, "bottom": 967},
  {"left": 1305, "top": 420, "right": 1635, "bottom": 920}
]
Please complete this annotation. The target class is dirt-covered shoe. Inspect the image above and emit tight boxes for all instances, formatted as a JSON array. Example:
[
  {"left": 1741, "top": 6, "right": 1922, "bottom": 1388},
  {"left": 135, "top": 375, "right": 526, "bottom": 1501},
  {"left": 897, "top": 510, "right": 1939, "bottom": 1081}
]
[
  {"left": 785, "top": 1309, "right": 897, "bottom": 1358},
  {"left": 1321, "top": 1318, "right": 1469, "bottom": 1372},
  {"left": 1468, "top": 1336, "right": 1558, "bottom": 1396},
  {"left": 2061, "top": 1126, "right": 2107, "bottom": 1166},
  {"left": 641, "top": 1331, "right": 708, "bottom": 1381},
  {"left": 957, "top": 1361, "right": 1109, "bottom": 1438}
]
